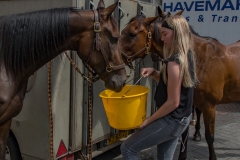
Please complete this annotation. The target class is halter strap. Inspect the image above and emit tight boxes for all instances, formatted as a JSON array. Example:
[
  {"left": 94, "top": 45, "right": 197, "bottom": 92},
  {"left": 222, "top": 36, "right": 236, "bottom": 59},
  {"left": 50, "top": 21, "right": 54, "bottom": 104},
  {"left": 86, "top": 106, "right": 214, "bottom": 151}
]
[
  {"left": 93, "top": 9, "right": 101, "bottom": 50},
  {"left": 83, "top": 9, "right": 125, "bottom": 80},
  {"left": 121, "top": 26, "right": 152, "bottom": 69}
]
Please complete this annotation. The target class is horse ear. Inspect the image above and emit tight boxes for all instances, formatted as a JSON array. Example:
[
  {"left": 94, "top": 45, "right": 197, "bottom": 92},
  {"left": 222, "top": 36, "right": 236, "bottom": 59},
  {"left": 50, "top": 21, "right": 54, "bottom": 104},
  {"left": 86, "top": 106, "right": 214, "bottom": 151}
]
[
  {"left": 101, "top": 1, "right": 118, "bottom": 19},
  {"left": 143, "top": 16, "right": 159, "bottom": 26},
  {"left": 97, "top": 0, "right": 105, "bottom": 9},
  {"left": 157, "top": 6, "right": 166, "bottom": 18},
  {"left": 175, "top": 9, "right": 184, "bottom": 16}
]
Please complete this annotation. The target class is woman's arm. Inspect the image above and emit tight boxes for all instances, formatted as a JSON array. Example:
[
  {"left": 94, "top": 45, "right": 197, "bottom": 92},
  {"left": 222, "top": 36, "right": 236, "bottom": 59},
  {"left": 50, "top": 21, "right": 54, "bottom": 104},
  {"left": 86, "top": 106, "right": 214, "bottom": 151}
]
[
  {"left": 150, "top": 69, "right": 160, "bottom": 82},
  {"left": 139, "top": 61, "right": 182, "bottom": 129}
]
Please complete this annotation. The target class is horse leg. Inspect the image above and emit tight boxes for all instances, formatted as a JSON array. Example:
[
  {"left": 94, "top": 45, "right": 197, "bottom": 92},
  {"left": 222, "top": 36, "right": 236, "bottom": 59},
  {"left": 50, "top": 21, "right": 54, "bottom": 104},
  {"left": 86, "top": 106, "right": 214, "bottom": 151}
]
[
  {"left": 203, "top": 105, "right": 217, "bottom": 160},
  {"left": 178, "top": 126, "right": 189, "bottom": 160},
  {"left": 190, "top": 105, "right": 196, "bottom": 125},
  {"left": 0, "top": 80, "right": 28, "bottom": 159},
  {"left": 193, "top": 107, "right": 202, "bottom": 141},
  {"left": 0, "top": 119, "right": 12, "bottom": 159}
]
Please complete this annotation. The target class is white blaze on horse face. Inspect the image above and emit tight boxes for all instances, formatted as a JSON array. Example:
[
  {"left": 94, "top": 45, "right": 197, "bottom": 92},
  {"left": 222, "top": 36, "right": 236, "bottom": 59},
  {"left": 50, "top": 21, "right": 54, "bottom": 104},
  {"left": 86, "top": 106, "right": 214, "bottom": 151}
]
[{"left": 161, "top": 27, "right": 173, "bottom": 48}]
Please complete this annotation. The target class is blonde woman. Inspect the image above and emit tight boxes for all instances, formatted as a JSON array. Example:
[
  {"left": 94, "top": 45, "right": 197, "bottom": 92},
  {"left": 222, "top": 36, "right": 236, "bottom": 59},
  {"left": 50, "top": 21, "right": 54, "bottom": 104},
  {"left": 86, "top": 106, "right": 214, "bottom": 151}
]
[{"left": 121, "top": 15, "right": 198, "bottom": 160}]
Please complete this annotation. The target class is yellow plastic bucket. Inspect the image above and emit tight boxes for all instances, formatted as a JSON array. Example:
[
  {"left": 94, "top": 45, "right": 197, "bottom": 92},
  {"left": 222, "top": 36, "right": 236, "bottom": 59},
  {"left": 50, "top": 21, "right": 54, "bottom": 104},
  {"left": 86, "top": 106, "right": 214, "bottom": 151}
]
[{"left": 99, "top": 85, "right": 149, "bottom": 130}]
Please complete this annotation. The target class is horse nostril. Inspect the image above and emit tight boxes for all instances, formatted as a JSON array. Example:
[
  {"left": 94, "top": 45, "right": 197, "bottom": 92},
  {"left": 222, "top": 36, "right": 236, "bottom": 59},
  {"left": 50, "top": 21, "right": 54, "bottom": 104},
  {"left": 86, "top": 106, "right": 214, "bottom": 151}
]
[{"left": 111, "top": 79, "right": 116, "bottom": 88}]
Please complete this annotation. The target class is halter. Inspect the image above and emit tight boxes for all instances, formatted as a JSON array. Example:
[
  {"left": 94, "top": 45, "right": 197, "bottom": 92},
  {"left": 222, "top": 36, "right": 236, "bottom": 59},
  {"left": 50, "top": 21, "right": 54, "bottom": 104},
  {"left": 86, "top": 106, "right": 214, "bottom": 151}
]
[
  {"left": 120, "top": 27, "right": 152, "bottom": 70},
  {"left": 70, "top": 9, "right": 125, "bottom": 83}
]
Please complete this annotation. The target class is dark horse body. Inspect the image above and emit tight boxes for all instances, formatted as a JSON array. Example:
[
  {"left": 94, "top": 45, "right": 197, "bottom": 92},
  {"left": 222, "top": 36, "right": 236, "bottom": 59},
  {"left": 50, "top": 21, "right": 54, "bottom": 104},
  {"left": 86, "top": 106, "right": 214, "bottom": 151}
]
[
  {"left": 119, "top": 9, "right": 240, "bottom": 160},
  {"left": 0, "top": 0, "right": 126, "bottom": 158}
]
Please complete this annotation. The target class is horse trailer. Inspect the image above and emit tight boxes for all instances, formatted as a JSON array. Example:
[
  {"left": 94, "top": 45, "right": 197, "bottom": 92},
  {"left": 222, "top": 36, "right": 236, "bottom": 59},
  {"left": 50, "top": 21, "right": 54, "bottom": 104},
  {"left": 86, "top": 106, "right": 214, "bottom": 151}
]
[{"left": 0, "top": 0, "right": 160, "bottom": 159}]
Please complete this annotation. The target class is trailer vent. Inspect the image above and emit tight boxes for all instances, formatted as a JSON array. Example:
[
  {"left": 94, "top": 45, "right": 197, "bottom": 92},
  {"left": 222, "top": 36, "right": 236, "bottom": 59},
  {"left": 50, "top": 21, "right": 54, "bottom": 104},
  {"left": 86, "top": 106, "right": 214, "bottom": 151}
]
[{"left": 56, "top": 139, "right": 68, "bottom": 158}]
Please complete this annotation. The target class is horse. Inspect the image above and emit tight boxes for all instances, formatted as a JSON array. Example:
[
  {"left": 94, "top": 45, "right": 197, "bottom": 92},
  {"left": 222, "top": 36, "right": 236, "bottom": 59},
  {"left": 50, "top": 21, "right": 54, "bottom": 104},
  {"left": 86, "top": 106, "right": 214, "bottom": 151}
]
[
  {"left": 119, "top": 7, "right": 240, "bottom": 160},
  {"left": 0, "top": 0, "right": 127, "bottom": 158}
]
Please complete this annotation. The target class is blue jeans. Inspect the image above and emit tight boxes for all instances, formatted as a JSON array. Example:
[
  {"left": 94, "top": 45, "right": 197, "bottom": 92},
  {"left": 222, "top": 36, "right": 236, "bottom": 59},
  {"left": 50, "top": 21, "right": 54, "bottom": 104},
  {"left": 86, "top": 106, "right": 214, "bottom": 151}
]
[{"left": 120, "top": 114, "right": 190, "bottom": 160}]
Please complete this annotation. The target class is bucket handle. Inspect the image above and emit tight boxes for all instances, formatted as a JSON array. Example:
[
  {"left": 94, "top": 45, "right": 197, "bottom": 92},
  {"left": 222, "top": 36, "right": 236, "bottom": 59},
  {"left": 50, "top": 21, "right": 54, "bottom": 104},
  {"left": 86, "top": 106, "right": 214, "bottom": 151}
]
[{"left": 122, "top": 76, "right": 144, "bottom": 98}]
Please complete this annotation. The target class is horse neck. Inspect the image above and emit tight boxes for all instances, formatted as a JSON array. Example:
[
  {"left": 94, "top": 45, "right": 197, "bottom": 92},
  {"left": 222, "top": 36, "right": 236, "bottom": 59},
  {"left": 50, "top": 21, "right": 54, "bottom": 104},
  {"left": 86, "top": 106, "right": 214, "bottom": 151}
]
[
  {"left": 151, "top": 38, "right": 163, "bottom": 54},
  {"left": 149, "top": 26, "right": 227, "bottom": 62},
  {"left": 192, "top": 34, "right": 226, "bottom": 59},
  {"left": 67, "top": 11, "right": 94, "bottom": 50}
]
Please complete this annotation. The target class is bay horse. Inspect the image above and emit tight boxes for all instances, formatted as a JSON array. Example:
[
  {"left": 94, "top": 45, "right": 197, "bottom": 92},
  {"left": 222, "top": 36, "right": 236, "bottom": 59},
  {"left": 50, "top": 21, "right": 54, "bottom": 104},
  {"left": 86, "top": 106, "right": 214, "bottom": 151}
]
[
  {"left": 0, "top": 0, "right": 127, "bottom": 158},
  {"left": 119, "top": 7, "right": 240, "bottom": 160}
]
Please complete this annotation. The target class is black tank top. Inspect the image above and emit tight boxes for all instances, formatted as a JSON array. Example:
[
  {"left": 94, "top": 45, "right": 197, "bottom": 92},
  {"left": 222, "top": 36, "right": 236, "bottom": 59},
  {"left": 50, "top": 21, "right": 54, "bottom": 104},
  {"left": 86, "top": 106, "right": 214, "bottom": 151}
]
[{"left": 154, "top": 51, "right": 194, "bottom": 119}]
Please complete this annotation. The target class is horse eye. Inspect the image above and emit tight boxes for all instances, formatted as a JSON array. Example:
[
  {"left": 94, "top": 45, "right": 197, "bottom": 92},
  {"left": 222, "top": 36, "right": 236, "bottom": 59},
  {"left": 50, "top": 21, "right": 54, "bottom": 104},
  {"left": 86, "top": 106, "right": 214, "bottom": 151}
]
[
  {"left": 130, "top": 32, "right": 136, "bottom": 37},
  {"left": 111, "top": 37, "right": 118, "bottom": 44}
]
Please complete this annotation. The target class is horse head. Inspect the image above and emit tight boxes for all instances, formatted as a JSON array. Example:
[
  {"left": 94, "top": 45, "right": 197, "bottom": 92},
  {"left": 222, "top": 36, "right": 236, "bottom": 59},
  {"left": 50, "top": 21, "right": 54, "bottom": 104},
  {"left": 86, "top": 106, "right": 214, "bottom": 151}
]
[
  {"left": 69, "top": 0, "right": 126, "bottom": 92},
  {"left": 119, "top": 6, "right": 184, "bottom": 64},
  {"left": 119, "top": 14, "right": 160, "bottom": 67}
]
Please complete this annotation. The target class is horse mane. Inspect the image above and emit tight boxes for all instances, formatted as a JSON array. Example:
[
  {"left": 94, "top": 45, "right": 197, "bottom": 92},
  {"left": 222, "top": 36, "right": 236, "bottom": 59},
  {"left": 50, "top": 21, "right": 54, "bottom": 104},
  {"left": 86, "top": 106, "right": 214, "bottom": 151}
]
[
  {"left": 72, "top": 7, "right": 118, "bottom": 31},
  {"left": 154, "top": 19, "right": 162, "bottom": 43},
  {"left": 189, "top": 25, "right": 218, "bottom": 42},
  {"left": 128, "top": 15, "right": 146, "bottom": 29},
  {"left": 0, "top": 8, "right": 72, "bottom": 76}
]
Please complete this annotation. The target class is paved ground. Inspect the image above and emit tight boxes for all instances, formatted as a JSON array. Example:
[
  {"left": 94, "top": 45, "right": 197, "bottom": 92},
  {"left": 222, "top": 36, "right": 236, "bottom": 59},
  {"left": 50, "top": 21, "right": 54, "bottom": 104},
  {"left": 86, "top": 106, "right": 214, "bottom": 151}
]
[{"left": 93, "top": 102, "right": 240, "bottom": 160}]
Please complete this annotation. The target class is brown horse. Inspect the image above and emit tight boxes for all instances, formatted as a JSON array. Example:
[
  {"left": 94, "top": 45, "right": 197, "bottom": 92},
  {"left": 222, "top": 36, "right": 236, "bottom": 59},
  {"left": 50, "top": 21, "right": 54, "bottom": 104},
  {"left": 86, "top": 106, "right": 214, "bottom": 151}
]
[
  {"left": 119, "top": 7, "right": 240, "bottom": 160},
  {"left": 0, "top": 0, "right": 127, "bottom": 158}
]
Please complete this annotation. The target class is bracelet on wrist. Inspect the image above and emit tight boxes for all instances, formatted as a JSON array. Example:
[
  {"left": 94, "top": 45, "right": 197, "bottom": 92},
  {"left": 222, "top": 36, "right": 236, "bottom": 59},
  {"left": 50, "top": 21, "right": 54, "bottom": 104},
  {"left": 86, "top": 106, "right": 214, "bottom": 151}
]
[{"left": 150, "top": 69, "right": 156, "bottom": 76}]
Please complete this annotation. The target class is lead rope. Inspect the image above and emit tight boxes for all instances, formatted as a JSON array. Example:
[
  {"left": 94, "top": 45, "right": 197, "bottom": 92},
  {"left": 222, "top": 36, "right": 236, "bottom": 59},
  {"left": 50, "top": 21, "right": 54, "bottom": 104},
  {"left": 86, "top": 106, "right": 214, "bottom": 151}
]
[
  {"left": 47, "top": 61, "right": 54, "bottom": 160},
  {"left": 78, "top": 151, "right": 88, "bottom": 160},
  {"left": 48, "top": 60, "right": 92, "bottom": 160},
  {"left": 64, "top": 52, "right": 97, "bottom": 83},
  {"left": 65, "top": 51, "right": 93, "bottom": 159},
  {"left": 88, "top": 70, "right": 93, "bottom": 160},
  {"left": 181, "top": 132, "right": 189, "bottom": 152},
  {"left": 65, "top": 52, "right": 93, "bottom": 159}
]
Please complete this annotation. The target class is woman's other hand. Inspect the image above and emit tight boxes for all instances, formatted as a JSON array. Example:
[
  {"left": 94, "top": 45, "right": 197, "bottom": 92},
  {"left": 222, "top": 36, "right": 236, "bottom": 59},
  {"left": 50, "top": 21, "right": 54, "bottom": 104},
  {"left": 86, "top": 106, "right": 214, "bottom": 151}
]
[{"left": 139, "top": 118, "right": 150, "bottom": 129}]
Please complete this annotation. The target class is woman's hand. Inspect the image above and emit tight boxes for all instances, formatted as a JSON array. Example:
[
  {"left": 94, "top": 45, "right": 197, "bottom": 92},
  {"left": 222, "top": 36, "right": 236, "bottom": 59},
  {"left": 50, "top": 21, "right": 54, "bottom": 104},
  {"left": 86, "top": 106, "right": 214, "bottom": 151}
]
[
  {"left": 141, "top": 68, "right": 155, "bottom": 77},
  {"left": 139, "top": 118, "right": 150, "bottom": 129}
]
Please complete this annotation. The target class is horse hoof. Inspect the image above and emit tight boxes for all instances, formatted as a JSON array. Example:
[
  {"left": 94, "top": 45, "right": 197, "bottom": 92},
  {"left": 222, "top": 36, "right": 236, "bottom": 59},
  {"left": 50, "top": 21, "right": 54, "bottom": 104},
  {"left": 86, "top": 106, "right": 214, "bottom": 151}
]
[
  {"left": 192, "top": 134, "right": 201, "bottom": 142},
  {"left": 190, "top": 120, "right": 196, "bottom": 126}
]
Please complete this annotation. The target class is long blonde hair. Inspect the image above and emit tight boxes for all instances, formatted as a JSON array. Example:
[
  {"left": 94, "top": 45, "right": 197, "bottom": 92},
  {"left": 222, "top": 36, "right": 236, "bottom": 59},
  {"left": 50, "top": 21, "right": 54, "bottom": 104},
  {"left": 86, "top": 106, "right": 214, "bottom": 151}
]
[{"left": 161, "top": 15, "right": 198, "bottom": 87}]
